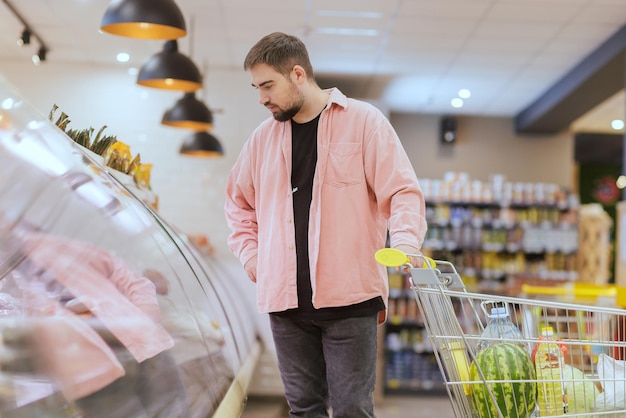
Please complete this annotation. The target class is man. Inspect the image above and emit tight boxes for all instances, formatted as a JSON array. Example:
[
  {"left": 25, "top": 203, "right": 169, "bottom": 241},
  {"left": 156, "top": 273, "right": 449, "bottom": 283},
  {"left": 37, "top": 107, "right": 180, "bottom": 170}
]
[{"left": 224, "top": 32, "right": 427, "bottom": 418}]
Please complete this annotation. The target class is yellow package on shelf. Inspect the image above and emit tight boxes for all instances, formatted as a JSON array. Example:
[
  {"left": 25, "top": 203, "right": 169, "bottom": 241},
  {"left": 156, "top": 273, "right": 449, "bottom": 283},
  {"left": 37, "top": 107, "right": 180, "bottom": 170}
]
[{"left": 521, "top": 282, "right": 626, "bottom": 308}]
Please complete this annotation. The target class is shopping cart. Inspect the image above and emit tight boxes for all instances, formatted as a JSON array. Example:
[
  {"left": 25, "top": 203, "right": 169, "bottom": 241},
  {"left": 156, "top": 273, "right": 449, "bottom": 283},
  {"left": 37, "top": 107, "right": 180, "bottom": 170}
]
[{"left": 375, "top": 248, "right": 626, "bottom": 418}]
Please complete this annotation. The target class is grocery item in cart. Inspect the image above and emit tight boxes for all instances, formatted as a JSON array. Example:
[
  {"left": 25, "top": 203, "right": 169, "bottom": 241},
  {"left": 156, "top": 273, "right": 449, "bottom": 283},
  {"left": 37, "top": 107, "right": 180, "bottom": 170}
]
[
  {"left": 595, "top": 353, "right": 626, "bottom": 412},
  {"left": 561, "top": 364, "right": 597, "bottom": 415},
  {"left": 469, "top": 342, "right": 536, "bottom": 418},
  {"left": 476, "top": 304, "right": 527, "bottom": 353},
  {"left": 535, "top": 327, "right": 566, "bottom": 416}
]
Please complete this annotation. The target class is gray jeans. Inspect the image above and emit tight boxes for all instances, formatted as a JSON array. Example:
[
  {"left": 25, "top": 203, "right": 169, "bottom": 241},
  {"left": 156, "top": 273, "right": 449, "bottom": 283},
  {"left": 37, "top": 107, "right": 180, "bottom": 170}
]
[{"left": 269, "top": 314, "right": 378, "bottom": 418}]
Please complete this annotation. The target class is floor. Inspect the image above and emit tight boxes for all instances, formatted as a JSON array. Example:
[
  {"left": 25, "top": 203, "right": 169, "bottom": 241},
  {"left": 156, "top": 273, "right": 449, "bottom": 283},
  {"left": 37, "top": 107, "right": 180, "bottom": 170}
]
[
  {"left": 243, "top": 344, "right": 457, "bottom": 418},
  {"left": 241, "top": 394, "right": 456, "bottom": 418}
]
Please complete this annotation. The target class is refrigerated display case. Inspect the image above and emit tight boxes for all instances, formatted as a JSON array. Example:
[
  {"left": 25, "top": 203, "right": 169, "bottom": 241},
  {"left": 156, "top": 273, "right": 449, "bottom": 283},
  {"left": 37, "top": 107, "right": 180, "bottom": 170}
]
[{"left": 0, "top": 74, "right": 259, "bottom": 417}]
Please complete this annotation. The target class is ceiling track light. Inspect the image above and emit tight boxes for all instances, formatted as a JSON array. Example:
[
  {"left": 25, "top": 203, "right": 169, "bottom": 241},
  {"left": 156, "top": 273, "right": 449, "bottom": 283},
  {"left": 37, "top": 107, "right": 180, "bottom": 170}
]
[
  {"left": 137, "top": 40, "right": 202, "bottom": 92},
  {"left": 179, "top": 131, "right": 224, "bottom": 158},
  {"left": 2, "top": 0, "right": 50, "bottom": 63},
  {"left": 100, "top": 0, "right": 186, "bottom": 40},
  {"left": 17, "top": 28, "right": 30, "bottom": 46},
  {"left": 32, "top": 46, "right": 47, "bottom": 65},
  {"left": 162, "top": 92, "right": 214, "bottom": 130}
]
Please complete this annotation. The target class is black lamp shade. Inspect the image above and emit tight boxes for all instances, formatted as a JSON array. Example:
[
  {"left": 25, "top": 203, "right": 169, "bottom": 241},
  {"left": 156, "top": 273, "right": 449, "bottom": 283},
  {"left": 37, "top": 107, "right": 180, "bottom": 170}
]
[
  {"left": 162, "top": 93, "right": 214, "bottom": 130},
  {"left": 100, "top": 0, "right": 186, "bottom": 40},
  {"left": 180, "top": 131, "right": 224, "bottom": 157},
  {"left": 137, "top": 41, "right": 202, "bottom": 92}
]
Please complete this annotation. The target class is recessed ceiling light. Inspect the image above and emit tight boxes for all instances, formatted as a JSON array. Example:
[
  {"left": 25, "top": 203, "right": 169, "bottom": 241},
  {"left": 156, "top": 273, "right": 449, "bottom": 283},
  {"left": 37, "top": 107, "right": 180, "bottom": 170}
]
[
  {"left": 451, "top": 98, "right": 464, "bottom": 108},
  {"left": 316, "top": 27, "right": 378, "bottom": 36},
  {"left": 2, "top": 98, "right": 15, "bottom": 109},
  {"left": 611, "top": 119, "right": 624, "bottom": 130},
  {"left": 458, "top": 89, "right": 471, "bottom": 99},
  {"left": 116, "top": 52, "right": 130, "bottom": 63},
  {"left": 128, "top": 67, "right": 138, "bottom": 76}
]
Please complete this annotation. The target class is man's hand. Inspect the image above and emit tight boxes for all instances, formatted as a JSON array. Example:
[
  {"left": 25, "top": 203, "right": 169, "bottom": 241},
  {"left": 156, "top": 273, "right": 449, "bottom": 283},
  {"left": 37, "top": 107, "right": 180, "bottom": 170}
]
[
  {"left": 393, "top": 245, "right": 421, "bottom": 268},
  {"left": 244, "top": 256, "right": 258, "bottom": 282}
]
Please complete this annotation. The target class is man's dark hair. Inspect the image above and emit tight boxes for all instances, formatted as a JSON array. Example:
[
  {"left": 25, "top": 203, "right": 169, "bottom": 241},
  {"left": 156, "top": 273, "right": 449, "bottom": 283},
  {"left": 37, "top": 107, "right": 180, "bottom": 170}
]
[{"left": 244, "top": 32, "right": 315, "bottom": 80}]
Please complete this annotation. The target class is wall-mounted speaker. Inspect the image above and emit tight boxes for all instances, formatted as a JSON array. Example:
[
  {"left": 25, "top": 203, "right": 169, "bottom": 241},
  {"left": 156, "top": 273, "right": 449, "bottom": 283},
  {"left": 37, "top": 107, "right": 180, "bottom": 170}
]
[{"left": 440, "top": 117, "right": 457, "bottom": 145}]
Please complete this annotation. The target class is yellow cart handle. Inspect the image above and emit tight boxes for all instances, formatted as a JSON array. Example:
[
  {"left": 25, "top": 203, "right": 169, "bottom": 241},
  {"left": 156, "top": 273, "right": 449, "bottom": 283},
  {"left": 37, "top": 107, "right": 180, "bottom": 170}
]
[{"left": 374, "top": 248, "right": 435, "bottom": 269}]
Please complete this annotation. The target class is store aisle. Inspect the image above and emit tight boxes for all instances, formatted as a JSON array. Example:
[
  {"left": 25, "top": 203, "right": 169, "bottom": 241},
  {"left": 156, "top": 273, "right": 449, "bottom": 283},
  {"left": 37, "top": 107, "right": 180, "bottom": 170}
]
[{"left": 241, "top": 394, "right": 455, "bottom": 418}]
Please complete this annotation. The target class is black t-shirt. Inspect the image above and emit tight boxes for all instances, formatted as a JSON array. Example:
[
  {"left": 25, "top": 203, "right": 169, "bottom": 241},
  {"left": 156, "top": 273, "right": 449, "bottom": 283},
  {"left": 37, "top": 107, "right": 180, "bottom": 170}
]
[{"left": 272, "top": 112, "right": 384, "bottom": 320}]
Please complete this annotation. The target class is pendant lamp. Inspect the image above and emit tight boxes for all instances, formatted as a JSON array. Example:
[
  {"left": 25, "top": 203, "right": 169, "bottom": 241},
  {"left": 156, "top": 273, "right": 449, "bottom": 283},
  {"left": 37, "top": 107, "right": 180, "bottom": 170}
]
[
  {"left": 162, "top": 93, "right": 213, "bottom": 130},
  {"left": 179, "top": 131, "right": 224, "bottom": 157},
  {"left": 100, "top": 0, "right": 186, "bottom": 40},
  {"left": 137, "top": 40, "right": 202, "bottom": 92}
]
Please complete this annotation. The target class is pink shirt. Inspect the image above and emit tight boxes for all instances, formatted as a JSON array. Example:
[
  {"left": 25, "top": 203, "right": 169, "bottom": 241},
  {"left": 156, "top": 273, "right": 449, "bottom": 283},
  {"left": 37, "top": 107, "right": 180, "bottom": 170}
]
[{"left": 225, "top": 88, "right": 427, "bottom": 322}]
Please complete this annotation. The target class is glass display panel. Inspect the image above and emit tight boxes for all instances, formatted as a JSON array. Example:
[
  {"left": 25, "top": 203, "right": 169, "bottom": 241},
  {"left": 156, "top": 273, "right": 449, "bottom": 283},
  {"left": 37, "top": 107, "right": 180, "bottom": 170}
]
[{"left": 0, "top": 75, "right": 256, "bottom": 417}]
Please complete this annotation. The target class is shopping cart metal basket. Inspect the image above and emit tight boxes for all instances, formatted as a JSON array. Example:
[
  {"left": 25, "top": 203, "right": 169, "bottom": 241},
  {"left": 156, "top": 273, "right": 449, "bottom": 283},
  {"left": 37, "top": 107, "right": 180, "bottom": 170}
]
[{"left": 375, "top": 248, "right": 626, "bottom": 418}]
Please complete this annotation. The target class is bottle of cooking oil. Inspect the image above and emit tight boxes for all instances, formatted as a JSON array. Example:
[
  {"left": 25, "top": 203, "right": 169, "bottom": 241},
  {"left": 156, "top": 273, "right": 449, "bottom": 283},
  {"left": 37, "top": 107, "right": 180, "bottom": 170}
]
[{"left": 535, "top": 327, "right": 566, "bottom": 416}]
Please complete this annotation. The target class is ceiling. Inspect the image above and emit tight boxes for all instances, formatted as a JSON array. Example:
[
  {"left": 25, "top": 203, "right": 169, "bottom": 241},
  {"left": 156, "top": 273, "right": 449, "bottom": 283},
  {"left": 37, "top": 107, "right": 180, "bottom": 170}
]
[{"left": 0, "top": 0, "right": 625, "bottom": 134}]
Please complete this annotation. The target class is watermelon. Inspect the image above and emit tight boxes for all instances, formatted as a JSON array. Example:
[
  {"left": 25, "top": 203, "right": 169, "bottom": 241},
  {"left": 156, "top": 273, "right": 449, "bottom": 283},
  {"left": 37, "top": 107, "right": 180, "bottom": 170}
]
[{"left": 469, "top": 343, "right": 537, "bottom": 418}]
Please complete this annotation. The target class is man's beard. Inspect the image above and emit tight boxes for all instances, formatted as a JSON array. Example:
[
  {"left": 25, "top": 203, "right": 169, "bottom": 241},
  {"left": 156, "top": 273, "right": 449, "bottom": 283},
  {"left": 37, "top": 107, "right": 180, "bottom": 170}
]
[
  {"left": 270, "top": 84, "right": 305, "bottom": 122},
  {"left": 272, "top": 104, "right": 301, "bottom": 122}
]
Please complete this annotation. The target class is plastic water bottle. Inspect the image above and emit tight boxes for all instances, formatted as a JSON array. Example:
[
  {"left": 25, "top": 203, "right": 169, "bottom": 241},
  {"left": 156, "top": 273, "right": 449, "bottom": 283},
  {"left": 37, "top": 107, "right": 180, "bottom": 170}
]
[
  {"left": 476, "top": 305, "right": 527, "bottom": 353},
  {"left": 535, "top": 327, "right": 566, "bottom": 416}
]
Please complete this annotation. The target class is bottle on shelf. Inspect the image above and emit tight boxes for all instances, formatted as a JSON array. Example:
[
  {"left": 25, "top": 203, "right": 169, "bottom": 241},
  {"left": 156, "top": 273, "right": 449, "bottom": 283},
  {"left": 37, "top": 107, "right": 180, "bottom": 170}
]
[
  {"left": 535, "top": 326, "right": 566, "bottom": 416},
  {"left": 476, "top": 304, "right": 527, "bottom": 353}
]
